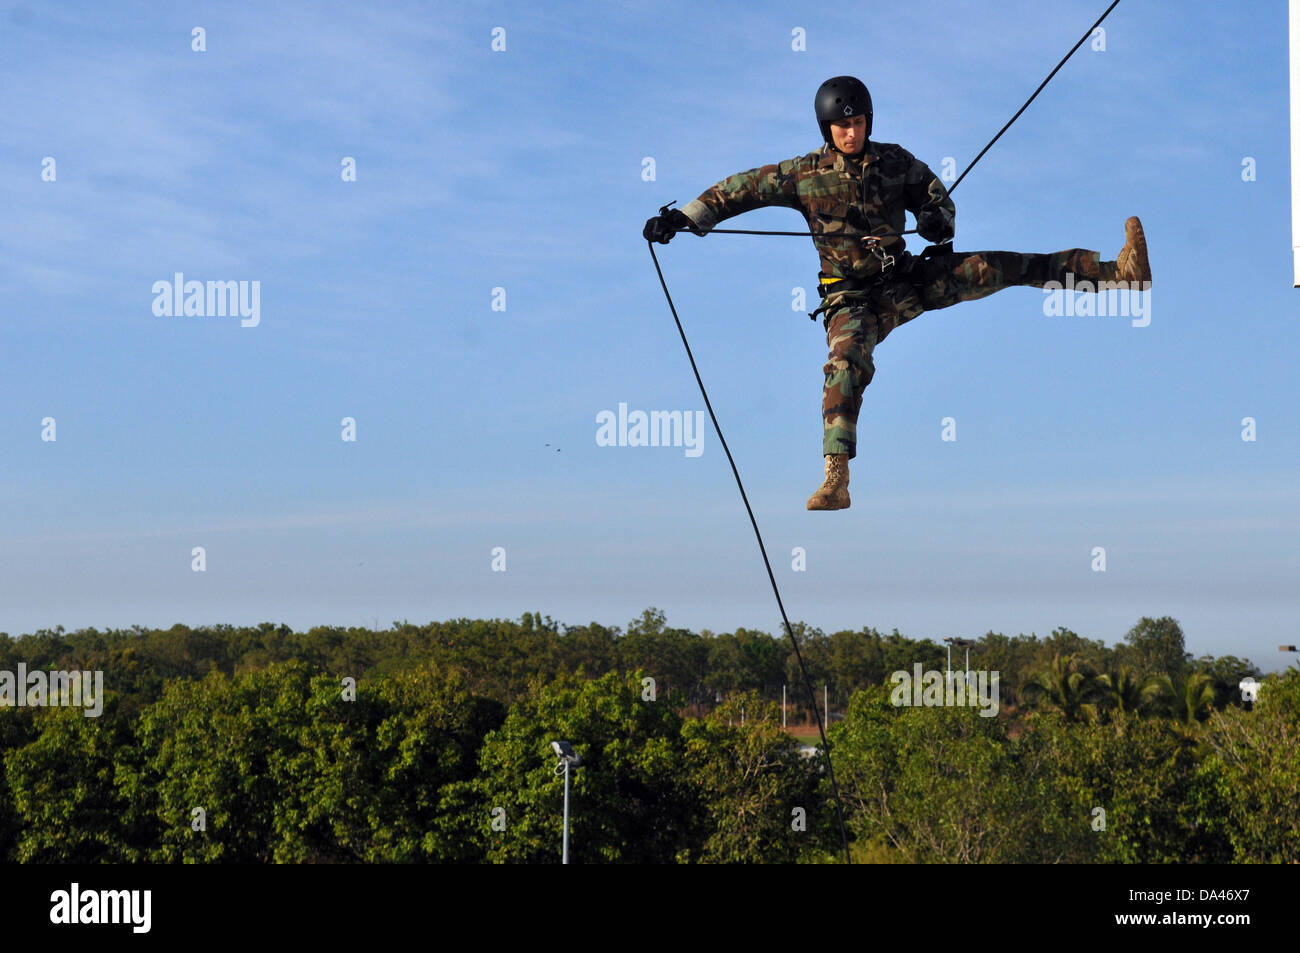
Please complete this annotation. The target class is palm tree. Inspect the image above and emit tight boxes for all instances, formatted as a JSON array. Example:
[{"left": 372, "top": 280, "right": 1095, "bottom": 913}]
[
  {"left": 1151, "top": 670, "right": 1217, "bottom": 725},
  {"left": 1143, "top": 671, "right": 1216, "bottom": 758},
  {"left": 1095, "top": 665, "right": 1161, "bottom": 717},
  {"left": 1020, "top": 654, "right": 1100, "bottom": 722}
]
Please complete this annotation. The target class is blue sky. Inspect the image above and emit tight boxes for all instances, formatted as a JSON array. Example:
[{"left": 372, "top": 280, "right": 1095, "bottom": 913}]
[{"left": 2, "top": 0, "right": 1297, "bottom": 671}]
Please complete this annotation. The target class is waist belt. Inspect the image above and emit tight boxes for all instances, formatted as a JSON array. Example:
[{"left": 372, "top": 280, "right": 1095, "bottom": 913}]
[
  {"left": 808, "top": 274, "right": 891, "bottom": 322},
  {"left": 817, "top": 276, "right": 883, "bottom": 297}
]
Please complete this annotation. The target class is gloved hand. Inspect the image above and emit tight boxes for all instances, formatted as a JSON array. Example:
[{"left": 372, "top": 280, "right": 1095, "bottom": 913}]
[
  {"left": 643, "top": 207, "right": 694, "bottom": 244},
  {"left": 915, "top": 209, "right": 954, "bottom": 246}
]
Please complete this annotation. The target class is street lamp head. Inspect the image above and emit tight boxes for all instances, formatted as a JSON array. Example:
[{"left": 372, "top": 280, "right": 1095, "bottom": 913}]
[{"left": 551, "top": 740, "right": 582, "bottom": 766}]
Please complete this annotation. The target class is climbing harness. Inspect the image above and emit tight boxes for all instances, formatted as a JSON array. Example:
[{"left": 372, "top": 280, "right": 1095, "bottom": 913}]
[
  {"left": 810, "top": 272, "right": 890, "bottom": 324},
  {"left": 807, "top": 235, "right": 905, "bottom": 322},
  {"left": 646, "top": 0, "right": 1125, "bottom": 866}
]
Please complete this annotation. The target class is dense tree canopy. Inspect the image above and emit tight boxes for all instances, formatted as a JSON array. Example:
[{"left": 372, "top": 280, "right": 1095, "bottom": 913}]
[{"left": 0, "top": 610, "right": 1291, "bottom": 863}]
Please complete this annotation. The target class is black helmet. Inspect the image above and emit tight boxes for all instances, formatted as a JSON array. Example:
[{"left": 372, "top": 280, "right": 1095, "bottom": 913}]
[{"left": 815, "top": 76, "right": 872, "bottom": 146}]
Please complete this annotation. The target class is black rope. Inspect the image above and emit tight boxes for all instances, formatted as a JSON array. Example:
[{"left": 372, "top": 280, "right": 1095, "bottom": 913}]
[
  {"left": 706, "top": 227, "right": 916, "bottom": 238},
  {"left": 648, "top": 0, "right": 1126, "bottom": 865},
  {"left": 668, "top": 0, "right": 1125, "bottom": 238},
  {"left": 951, "top": 0, "right": 1124, "bottom": 193},
  {"left": 647, "top": 240, "right": 853, "bottom": 866}
]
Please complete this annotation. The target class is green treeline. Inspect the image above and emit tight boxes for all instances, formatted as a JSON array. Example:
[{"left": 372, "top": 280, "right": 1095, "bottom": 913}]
[{"left": 0, "top": 610, "right": 1295, "bottom": 863}]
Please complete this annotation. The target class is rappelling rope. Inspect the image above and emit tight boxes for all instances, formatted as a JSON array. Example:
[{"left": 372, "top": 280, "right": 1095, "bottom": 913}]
[
  {"left": 705, "top": 227, "right": 916, "bottom": 237},
  {"left": 648, "top": 241, "right": 853, "bottom": 864},
  {"left": 668, "top": 0, "right": 1125, "bottom": 240},
  {"left": 648, "top": 0, "right": 1125, "bottom": 865}
]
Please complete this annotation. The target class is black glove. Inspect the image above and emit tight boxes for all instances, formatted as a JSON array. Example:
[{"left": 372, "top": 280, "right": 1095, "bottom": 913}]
[
  {"left": 643, "top": 207, "right": 694, "bottom": 244},
  {"left": 915, "top": 209, "right": 954, "bottom": 246},
  {"left": 918, "top": 241, "right": 953, "bottom": 261}
]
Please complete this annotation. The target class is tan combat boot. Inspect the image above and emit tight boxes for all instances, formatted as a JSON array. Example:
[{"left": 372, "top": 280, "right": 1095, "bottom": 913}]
[
  {"left": 806, "top": 453, "right": 850, "bottom": 510},
  {"left": 1115, "top": 215, "right": 1152, "bottom": 286}
]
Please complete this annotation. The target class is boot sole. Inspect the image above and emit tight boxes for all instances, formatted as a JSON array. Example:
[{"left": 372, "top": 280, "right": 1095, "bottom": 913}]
[
  {"left": 1120, "top": 215, "right": 1152, "bottom": 284},
  {"left": 806, "top": 497, "right": 851, "bottom": 510}
]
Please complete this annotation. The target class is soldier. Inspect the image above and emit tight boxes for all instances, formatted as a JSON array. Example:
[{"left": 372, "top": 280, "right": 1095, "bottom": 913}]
[{"left": 644, "top": 75, "right": 1151, "bottom": 511}]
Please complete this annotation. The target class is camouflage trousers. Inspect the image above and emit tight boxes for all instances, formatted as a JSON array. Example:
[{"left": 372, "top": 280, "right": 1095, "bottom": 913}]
[{"left": 821, "top": 248, "right": 1100, "bottom": 459}]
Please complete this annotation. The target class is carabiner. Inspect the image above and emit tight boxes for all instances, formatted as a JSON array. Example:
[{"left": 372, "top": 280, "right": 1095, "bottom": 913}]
[{"left": 862, "top": 236, "right": 895, "bottom": 271}]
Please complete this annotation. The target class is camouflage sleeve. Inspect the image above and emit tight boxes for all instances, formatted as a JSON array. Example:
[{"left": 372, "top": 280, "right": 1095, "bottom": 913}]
[
  {"left": 903, "top": 152, "right": 955, "bottom": 244},
  {"left": 679, "top": 158, "right": 802, "bottom": 235}
]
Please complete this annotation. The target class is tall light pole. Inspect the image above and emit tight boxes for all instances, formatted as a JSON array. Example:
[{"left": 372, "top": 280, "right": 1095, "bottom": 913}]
[
  {"left": 551, "top": 740, "right": 582, "bottom": 864},
  {"left": 943, "top": 637, "right": 975, "bottom": 683},
  {"left": 957, "top": 638, "right": 976, "bottom": 687}
]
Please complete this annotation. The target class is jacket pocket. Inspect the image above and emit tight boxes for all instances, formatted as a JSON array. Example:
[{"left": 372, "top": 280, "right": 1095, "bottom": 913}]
[{"left": 806, "top": 196, "right": 851, "bottom": 222}]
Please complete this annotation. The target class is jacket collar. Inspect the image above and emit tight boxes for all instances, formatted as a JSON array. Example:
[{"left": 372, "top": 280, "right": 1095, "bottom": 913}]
[{"left": 818, "top": 141, "right": 872, "bottom": 171}]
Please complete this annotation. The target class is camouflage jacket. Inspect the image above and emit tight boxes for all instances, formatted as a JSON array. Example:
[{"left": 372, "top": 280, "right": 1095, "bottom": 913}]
[{"left": 680, "top": 141, "right": 955, "bottom": 281}]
